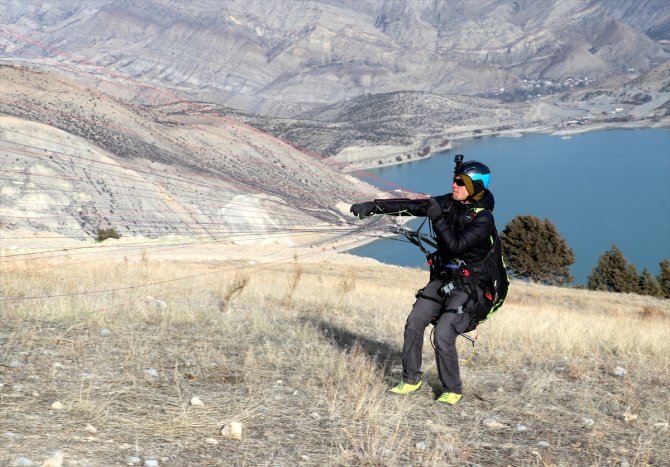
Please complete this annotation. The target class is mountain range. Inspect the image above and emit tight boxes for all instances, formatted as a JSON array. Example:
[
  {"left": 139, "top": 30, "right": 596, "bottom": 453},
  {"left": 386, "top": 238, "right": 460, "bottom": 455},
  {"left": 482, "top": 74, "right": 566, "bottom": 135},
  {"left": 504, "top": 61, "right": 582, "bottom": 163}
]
[{"left": 3, "top": 0, "right": 669, "bottom": 117}]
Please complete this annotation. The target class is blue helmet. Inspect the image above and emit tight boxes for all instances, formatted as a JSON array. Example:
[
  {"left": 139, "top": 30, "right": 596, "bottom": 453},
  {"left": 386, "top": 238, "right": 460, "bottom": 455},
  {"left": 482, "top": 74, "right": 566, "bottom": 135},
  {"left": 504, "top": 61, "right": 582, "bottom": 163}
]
[{"left": 455, "top": 160, "right": 491, "bottom": 197}]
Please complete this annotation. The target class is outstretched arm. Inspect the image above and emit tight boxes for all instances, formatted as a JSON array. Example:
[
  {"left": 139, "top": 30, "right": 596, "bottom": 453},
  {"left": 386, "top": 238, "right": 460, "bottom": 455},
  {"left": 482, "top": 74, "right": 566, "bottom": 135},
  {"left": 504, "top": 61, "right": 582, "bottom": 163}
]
[{"left": 350, "top": 198, "right": 430, "bottom": 219}]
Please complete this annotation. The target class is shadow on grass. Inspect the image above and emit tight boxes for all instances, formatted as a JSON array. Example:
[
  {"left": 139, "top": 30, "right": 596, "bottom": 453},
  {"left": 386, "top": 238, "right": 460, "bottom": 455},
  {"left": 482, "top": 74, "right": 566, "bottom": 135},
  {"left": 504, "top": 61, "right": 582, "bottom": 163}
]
[
  {"left": 300, "top": 316, "right": 403, "bottom": 383},
  {"left": 301, "top": 316, "right": 448, "bottom": 397}
]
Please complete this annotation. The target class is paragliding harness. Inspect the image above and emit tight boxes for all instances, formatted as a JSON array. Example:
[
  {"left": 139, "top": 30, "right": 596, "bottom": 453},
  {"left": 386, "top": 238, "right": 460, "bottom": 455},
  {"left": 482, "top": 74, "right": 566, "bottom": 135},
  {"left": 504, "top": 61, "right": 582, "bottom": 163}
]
[{"left": 397, "top": 204, "right": 509, "bottom": 347}]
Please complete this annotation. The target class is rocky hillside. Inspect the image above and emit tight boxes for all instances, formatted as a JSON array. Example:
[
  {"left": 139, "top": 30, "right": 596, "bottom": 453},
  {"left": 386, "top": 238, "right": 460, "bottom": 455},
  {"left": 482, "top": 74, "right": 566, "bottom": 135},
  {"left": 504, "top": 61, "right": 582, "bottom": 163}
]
[
  {"left": 0, "top": 64, "right": 383, "bottom": 241},
  {"left": 599, "top": 0, "right": 670, "bottom": 40},
  {"left": 208, "top": 61, "right": 670, "bottom": 158},
  {"left": 3, "top": 0, "right": 669, "bottom": 118},
  {"left": 187, "top": 92, "right": 530, "bottom": 157}
]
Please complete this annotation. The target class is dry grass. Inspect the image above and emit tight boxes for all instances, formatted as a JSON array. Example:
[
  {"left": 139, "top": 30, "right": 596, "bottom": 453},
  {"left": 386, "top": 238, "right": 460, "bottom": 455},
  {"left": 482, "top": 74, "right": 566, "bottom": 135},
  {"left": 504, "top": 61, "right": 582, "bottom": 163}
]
[{"left": 1, "top": 250, "right": 669, "bottom": 466}]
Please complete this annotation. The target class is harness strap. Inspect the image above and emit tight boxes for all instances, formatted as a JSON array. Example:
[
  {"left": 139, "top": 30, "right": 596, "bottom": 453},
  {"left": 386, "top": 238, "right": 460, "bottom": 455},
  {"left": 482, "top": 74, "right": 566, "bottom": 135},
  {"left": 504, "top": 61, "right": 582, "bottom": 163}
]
[{"left": 416, "top": 292, "right": 444, "bottom": 305}]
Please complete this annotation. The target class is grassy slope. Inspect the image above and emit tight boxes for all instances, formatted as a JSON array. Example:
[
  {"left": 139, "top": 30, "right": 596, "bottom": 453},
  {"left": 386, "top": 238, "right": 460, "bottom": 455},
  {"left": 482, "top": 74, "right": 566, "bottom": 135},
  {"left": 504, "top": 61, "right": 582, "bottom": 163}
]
[{"left": 1, "top": 251, "right": 669, "bottom": 466}]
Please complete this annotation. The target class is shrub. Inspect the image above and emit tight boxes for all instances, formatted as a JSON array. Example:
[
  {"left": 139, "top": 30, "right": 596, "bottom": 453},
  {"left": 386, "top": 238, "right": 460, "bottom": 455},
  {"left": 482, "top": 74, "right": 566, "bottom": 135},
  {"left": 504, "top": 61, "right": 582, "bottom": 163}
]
[
  {"left": 658, "top": 259, "right": 670, "bottom": 298},
  {"left": 96, "top": 227, "right": 121, "bottom": 242},
  {"left": 587, "top": 245, "right": 638, "bottom": 293},
  {"left": 500, "top": 215, "right": 575, "bottom": 285},
  {"left": 639, "top": 268, "right": 663, "bottom": 297}
]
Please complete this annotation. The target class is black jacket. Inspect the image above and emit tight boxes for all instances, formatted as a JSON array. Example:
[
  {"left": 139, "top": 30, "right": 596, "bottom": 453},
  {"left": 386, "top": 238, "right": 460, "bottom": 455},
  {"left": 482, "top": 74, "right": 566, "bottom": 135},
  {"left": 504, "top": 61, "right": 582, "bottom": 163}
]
[{"left": 372, "top": 190, "right": 496, "bottom": 267}]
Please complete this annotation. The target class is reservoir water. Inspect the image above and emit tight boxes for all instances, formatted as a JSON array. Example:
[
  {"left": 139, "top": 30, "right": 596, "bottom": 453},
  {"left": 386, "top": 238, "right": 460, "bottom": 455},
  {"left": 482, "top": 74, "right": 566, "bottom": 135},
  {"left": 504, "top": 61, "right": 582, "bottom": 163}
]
[{"left": 350, "top": 128, "right": 670, "bottom": 284}]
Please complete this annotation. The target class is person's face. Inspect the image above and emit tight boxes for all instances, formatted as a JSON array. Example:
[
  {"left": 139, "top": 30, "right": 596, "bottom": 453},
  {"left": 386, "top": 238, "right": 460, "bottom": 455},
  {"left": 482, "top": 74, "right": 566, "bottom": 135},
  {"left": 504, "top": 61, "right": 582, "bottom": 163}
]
[{"left": 452, "top": 176, "right": 470, "bottom": 202}]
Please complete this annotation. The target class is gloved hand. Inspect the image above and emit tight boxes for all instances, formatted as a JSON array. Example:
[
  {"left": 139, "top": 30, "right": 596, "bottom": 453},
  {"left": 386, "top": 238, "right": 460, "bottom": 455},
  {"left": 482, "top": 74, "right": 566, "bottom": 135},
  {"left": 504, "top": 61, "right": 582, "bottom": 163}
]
[
  {"left": 425, "top": 198, "right": 443, "bottom": 220},
  {"left": 350, "top": 202, "right": 376, "bottom": 219}
]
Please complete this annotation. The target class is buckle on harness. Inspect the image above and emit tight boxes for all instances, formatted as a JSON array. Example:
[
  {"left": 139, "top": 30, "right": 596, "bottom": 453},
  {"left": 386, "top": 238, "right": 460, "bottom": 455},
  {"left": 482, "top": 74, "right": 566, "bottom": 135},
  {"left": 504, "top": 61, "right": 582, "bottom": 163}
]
[{"left": 440, "top": 281, "right": 456, "bottom": 296}]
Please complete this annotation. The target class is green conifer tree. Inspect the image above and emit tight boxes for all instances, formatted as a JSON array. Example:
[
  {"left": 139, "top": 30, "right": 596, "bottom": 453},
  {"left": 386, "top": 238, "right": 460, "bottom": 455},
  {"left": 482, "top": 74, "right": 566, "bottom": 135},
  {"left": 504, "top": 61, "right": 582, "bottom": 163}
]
[
  {"left": 501, "top": 215, "right": 575, "bottom": 285},
  {"left": 639, "top": 268, "right": 663, "bottom": 297},
  {"left": 658, "top": 259, "right": 670, "bottom": 298},
  {"left": 587, "top": 245, "right": 639, "bottom": 293}
]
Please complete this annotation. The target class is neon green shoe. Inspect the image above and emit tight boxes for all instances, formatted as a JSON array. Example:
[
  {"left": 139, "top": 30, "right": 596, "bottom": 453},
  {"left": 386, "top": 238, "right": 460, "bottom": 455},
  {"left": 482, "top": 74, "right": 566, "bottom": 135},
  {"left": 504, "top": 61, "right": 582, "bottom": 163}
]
[
  {"left": 437, "top": 392, "right": 463, "bottom": 405},
  {"left": 389, "top": 380, "right": 422, "bottom": 395}
]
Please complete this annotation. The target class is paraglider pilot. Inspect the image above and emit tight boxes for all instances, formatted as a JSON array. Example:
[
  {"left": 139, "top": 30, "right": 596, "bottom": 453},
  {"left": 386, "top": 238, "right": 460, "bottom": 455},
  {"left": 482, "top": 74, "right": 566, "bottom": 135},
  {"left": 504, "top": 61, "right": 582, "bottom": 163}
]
[{"left": 350, "top": 157, "right": 502, "bottom": 405}]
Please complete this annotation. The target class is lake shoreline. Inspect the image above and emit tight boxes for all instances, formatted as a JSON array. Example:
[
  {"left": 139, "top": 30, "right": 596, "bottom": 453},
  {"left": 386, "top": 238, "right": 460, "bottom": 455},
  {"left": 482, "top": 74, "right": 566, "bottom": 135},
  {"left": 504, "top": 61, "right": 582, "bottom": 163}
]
[{"left": 337, "top": 117, "right": 670, "bottom": 174}]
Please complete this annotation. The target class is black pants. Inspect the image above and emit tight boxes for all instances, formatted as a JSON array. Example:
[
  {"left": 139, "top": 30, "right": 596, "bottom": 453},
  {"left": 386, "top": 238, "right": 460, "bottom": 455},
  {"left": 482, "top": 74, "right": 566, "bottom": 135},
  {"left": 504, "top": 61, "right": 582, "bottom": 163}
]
[{"left": 401, "top": 279, "right": 479, "bottom": 394}]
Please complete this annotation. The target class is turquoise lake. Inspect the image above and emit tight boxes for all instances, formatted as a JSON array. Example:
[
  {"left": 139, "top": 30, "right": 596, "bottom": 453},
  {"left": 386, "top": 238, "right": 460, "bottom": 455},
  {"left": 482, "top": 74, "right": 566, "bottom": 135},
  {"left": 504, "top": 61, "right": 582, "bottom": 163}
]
[{"left": 349, "top": 128, "right": 670, "bottom": 284}]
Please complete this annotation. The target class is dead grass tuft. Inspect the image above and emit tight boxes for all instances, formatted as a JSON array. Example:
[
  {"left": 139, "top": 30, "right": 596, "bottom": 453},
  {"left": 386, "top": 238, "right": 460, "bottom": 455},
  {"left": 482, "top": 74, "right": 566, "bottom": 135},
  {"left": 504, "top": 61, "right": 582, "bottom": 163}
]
[
  {"left": 639, "top": 305, "right": 666, "bottom": 319},
  {"left": 220, "top": 274, "right": 250, "bottom": 312}
]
